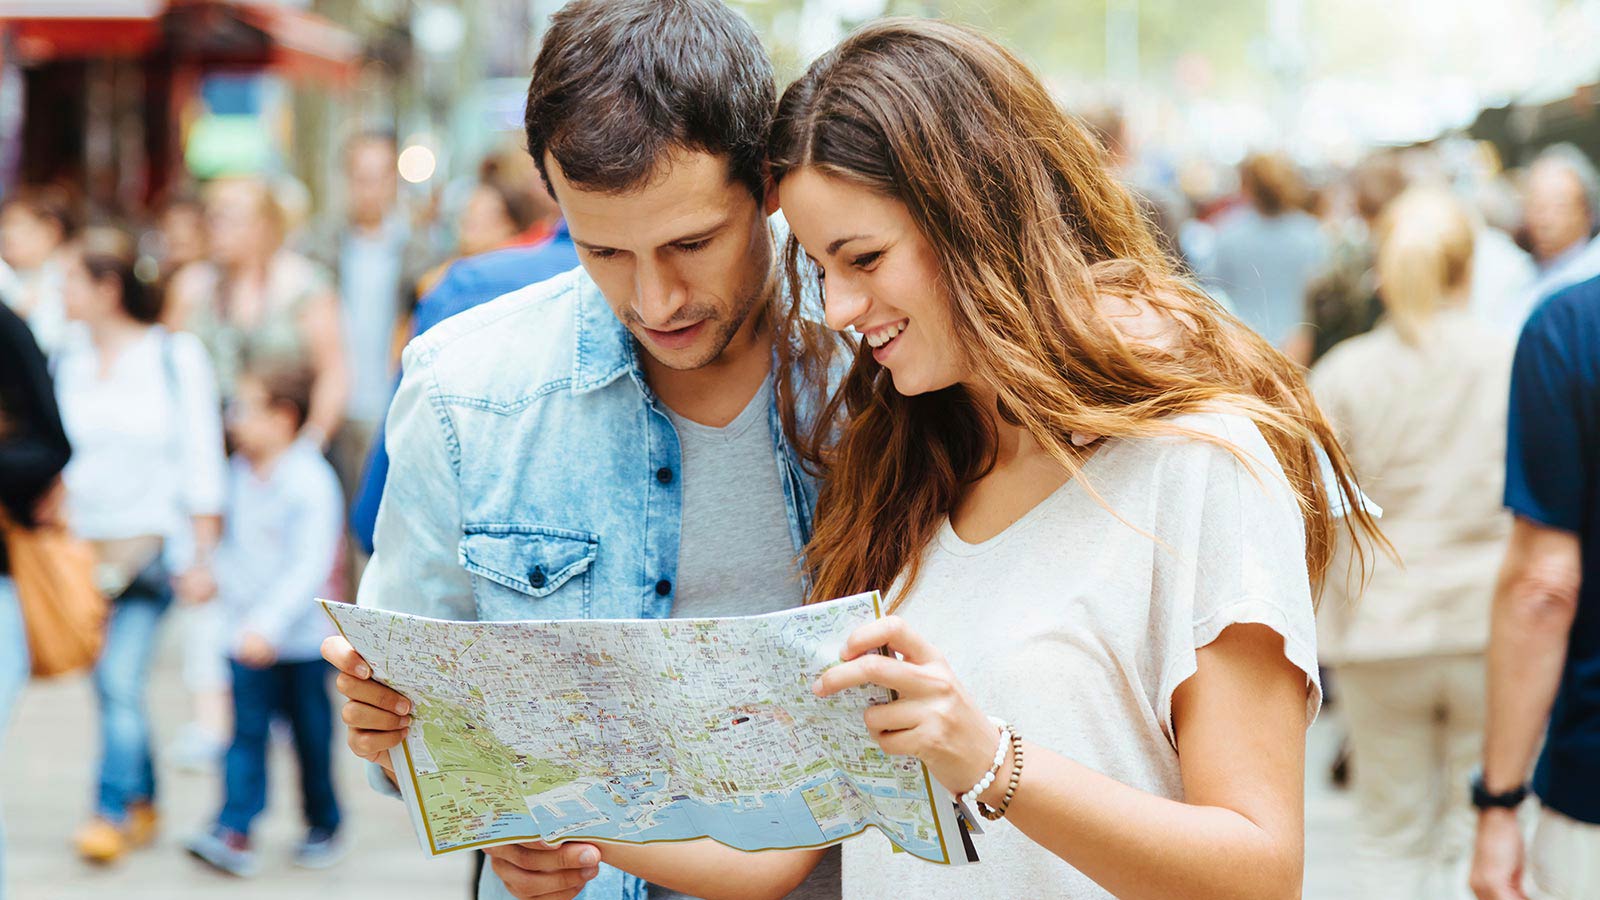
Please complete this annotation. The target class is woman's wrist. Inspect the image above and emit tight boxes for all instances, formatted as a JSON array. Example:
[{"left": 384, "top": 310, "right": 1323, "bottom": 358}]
[{"left": 977, "top": 738, "right": 1017, "bottom": 807}]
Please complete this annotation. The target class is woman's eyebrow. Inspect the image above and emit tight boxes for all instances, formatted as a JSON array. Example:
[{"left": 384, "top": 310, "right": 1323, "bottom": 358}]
[{"left": 827, "top": 234, "right": 871, "bottom": 255}]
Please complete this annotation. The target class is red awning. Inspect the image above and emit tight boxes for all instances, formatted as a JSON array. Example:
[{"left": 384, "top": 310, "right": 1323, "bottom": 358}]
[
  {"left": 1, "top": 0, "right": 360, "bottom": 84},
  {"left": 232, "top": 3, "right": 361, "bottom": 85}
]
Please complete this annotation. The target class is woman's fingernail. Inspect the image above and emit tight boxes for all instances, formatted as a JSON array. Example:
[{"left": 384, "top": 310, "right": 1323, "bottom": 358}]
[
  {"left": 355, "top": 664, "right": 370, "bottom": 678},
  {"left": 396, "top": 700, "right": 411, "bottom": 716},
  {"left": 581, "top": 867, "right": 600, "bottom": 879},
  {"left": 579, "top": 848, "right": 600, "bottom": 866},
  {"left": 400, "top": 716, "right": 412, "bottom": 727},
  {"left": 811, "top": 679, "right": 823, "bottom": 695}
]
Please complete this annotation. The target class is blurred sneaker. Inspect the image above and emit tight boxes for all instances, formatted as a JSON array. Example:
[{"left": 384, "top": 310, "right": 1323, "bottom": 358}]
[
  {"left": 73, "top": 817, "right": 126, "bottom": 865},
  {"left": 124, "top": 801, "right": 160, "bottom": 848},
  {"left": 185, "top": 825, "right": 258, "bottom": 878},
  {"left": 167, "top": 723, "right": 227, "bottom": 774},
  {"left": 292, "top": 828, "right": 348, "bottom": 870}
]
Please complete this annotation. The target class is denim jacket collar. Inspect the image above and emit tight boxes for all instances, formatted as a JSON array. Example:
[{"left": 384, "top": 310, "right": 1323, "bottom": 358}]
[{"left": 571, "top": 277, "right": 638, "bottom": 395}]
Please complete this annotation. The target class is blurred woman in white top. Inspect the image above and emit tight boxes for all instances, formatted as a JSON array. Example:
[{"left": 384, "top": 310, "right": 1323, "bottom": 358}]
[
  {"left": 53, "top": 227, "right": 227, "bottom": 866},
  {"left": 1310, "top": 188, "right": 1514, "bottom": 899}
]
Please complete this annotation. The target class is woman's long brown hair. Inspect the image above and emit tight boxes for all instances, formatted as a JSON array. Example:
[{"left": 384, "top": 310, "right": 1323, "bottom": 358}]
[{"left": 768, "top": 19, "right": 1384, "bottom": 610}]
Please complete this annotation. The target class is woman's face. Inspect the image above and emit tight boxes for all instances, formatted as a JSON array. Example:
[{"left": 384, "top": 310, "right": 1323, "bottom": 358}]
[
  {"left": 778, "top": 167, "right": 966, "bottom": 396},
  {"left": 61, "top": 253, "right": 116, "bottom": 324},
  {"left": 457, "top": 185, "right": 517, "bottom": 257},
  {"left": 205, "top": 182, "right": 272, "bottom": 266}
]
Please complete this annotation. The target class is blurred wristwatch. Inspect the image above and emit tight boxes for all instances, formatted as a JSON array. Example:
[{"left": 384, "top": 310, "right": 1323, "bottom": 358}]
[{"left": 1470, "top": 771, "right": 1529, "bottom": 811}]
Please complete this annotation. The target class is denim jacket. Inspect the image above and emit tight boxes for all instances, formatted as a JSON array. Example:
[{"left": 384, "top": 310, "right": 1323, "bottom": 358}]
[{"left": 356, "top": 265, "right": 820, "bottom": 900}]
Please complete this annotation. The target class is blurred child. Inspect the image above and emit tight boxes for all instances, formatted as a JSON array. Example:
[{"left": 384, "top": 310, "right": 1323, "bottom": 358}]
[{"left": 184, "top": 363, "right": 346, "bottom": 876}]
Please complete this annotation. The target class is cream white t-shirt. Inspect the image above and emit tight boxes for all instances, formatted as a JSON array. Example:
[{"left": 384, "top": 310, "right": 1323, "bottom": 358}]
[{"left": 841, "top": 412, "right": 1321, "bottom": 900}]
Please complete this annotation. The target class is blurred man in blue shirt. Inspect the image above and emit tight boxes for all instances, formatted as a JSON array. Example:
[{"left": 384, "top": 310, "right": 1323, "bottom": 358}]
[{"left": 1470, "top": 273, "right": 1600, "bottom": 900}]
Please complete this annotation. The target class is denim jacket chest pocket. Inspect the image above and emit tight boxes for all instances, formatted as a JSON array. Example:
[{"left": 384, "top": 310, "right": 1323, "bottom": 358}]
[{"left": 458, "top": 524, "right": 598, "bottom": 620}]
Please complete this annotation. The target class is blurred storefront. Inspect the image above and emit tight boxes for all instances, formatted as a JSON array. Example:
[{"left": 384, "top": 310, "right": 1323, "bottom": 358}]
[{"left": 0, "top": 0, "right": 361, "bottom": 218}]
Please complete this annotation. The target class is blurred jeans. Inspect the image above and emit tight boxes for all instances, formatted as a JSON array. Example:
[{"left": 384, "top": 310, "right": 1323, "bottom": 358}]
[
  {"left": 0, "top": 575, "right": 28, "bottom": 900},
  {"left": 92, "top": 580, "right": 172, "bottom": 822},
  {"left": 217, "top": 659, "right": 341, "bottom": 836}
]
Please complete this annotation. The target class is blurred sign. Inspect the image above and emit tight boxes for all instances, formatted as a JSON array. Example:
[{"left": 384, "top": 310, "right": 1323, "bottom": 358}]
[{"left": 184, "top": 113, "right": 272, "bottom": 178}]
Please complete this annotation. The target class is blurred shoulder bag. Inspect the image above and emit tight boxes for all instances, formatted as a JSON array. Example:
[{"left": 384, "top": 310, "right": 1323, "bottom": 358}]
[{"left": 0, "top": 507, "right": 108, "bottom": 678}]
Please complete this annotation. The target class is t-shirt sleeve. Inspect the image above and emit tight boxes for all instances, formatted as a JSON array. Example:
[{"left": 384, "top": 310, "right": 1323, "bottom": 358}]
[
  {"left": 1505, "top": 307, "right": 1586, "bottom": 533},
  {"left": 1155, "top": 415, "right": 1323, "bottom": 742}
]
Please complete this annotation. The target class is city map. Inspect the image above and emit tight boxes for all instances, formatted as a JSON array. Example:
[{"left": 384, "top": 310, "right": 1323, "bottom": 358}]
[{"left": 318, "top": 592, "right": 965, "bottom": 865}]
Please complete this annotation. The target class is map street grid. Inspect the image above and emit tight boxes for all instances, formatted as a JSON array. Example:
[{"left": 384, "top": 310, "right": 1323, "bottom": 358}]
[{"left": 319, "top": 592, "right": 965, "bottom": 866}]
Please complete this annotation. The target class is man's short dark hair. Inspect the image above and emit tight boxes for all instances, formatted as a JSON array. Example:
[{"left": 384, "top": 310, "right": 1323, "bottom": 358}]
[{"left": 523, "top": 0, "right": 774, "bottom": 198}]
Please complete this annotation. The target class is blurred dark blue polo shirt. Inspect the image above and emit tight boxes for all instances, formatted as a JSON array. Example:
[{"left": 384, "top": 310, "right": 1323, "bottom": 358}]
[
  {"left": 1505, "top": 274, "right": 1600, "bottom": 825},
  {"left": 350, "top": 223, "right": 579, "bottom": 552}
]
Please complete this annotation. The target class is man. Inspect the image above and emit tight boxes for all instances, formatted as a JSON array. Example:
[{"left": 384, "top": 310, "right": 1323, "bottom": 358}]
[
  {"left": 321, "top": 3, "right": 839, "bottom": 899},
  {"left": 1511, "top": 144, "right": 1600, "bottom": 330},
  {"left": 1469, "top": 273, "right": 1600, "bottom": 900},
  {"left": 306, "top": 131, "right": 432, "bottom": 491}
]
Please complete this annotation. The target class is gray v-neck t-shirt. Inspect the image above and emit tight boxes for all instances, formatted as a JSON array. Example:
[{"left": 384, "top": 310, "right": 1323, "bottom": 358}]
[{"left": 650, "top": 374, "right": 841, "bottom": 899}]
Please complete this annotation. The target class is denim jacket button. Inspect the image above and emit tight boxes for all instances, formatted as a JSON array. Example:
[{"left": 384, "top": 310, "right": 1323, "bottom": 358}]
[
  {"left": 656, "top": 466, "right": 673, "bottom": 484},
  {"left": 655, "top": 579, "right": 672, "bottom": 596},
  {"left": 529, "top": 567, "right": 547, "bottom": 589}
]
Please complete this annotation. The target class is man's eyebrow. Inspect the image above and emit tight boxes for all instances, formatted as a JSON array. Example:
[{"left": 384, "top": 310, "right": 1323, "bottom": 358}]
[
  {"left": 572, "top": 219, "right": 731, "bottom": 253},
  {"left": 827, "top": 234, "right": 870, "bottom": 255},
  {"left": 666, "top": 219, "right": 730, "bottom": 245}
]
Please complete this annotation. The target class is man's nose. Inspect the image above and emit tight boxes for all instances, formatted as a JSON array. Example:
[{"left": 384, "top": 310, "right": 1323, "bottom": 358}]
[{"left": 634, "top": 262, "right": 685, "bottom": 328}]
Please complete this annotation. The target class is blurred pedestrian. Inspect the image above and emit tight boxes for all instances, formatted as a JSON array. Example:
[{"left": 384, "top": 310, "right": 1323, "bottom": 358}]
[
  {"left": 413, "top": 162, "right": 546, "bottom": 299},
  {"left": 1465, "top": 177, "right": 1536, "bottom": 335},
  {"left": 1469, "top": 269, "right": 1600, "bottom": 899},
  {"left": 165, "top": 176, "right": 349, "bottom": 448},
  {"left": 302, "top": 132, "right": 429, "bottom": 491},
  {"left": 1517, "top": 144, "right": 1600, "bottom": 320},
  {"left": 54, "top": 228, "right": 227, "bottom": 865},
  {"left": 155, "top": 194, "right": 207, "bottom": 286},
  {"left": 1295, "top": 153, "right": 1408, "bottom": 366},
  {"left": 0, "top": 297, "right": 73, "bottom": 898},
  {"left": 0, "top": 184, "right": 80, "bottom": 356},
  {"left": 184, "top": 362, "right": 345, "bottom": 878},
  {"left": 1205, "top": 152, "right": 1328, "bottom": 350},
  {"left": 1311, "top": 188, "right": 1513, "bottom": 899}
]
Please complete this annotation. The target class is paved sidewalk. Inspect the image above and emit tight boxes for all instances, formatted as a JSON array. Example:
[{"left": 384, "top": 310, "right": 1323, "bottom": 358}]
[{"left": 3, "top": 623, "right": 1357, "bottom": 900}]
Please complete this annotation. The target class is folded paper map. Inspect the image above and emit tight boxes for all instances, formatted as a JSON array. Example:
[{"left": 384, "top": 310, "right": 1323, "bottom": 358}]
[{"left": 318, "top": 592, "right": 966, "bottom": 865}]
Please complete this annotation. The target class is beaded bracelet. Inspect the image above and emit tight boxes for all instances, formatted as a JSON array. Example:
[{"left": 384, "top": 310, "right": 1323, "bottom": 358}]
[
  {"left": 977, "top": 724, "right": 1024, "bottom": 821},
  {"left": 959, "top": 716, "right": 1011, "bottom": 810}
]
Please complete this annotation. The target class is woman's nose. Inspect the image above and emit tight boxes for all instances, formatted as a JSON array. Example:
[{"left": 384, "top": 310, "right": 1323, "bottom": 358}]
[{"left": 822, "top": 281, "right": 868, "bottom": 333}]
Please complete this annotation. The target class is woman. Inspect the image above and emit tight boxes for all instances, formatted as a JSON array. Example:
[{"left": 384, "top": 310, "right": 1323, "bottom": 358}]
[
  {"left": 54, "top": 228, "right": 227, "bottom": 865},
  {"left": 165, "top": 176, "right": 348, "bottom": 447},
  {"left": 1310, "top": 188, "right": 1512, "bottom": 899},
  {"left": 0, "top": 300, "right": 72, "bottom": 897},
  {"left": 764, "top": 20, "right": 1379, "bottom": 900}
]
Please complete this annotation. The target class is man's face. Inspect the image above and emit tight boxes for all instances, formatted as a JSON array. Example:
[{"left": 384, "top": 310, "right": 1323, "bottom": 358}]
[
  {"left": 346, "top": 139, "right": 398, "bottom": 225},
  {"left": 1525, "top": 160, "right": 1593, "bottom": 263},
  {"left": 549, "top": 150, "right": 775, "bottom": 371}
]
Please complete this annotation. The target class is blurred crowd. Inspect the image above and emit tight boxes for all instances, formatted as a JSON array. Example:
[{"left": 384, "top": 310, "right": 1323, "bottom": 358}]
[
  {"left": 0, "top": 102, "right": 1595, "bottom": 897},
  {"left": 0, "top": 130, "right": 564, "bottom": 883}
]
